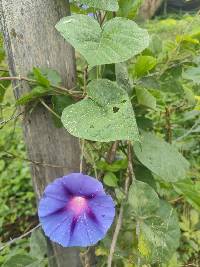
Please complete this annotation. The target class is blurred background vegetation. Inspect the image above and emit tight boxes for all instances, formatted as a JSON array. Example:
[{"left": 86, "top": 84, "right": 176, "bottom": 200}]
[{"left": 0, "top": 0, "right": 200, "bottom": 266}]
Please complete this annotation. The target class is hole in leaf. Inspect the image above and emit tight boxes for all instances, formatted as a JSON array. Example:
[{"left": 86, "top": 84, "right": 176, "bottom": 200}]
[{"left": 113, "top": 106, "right": 120, "bottom": 113}]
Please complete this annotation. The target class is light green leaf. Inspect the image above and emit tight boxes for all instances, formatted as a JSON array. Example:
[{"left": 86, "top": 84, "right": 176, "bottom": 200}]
[
  {"left": 73, "top": 0, "right": 119, "bottom": 11},
  {"left": 134, "top": 132, "right": 190, "bottom": 182},
  {"left": 183, "top": 66, "right": 200, "bottom": 85},
  {"left": 103, "top": 172, "right": 118, "bottom": 187},
  {"left": 128, "top": 180, "right": 159, "bottom": 218},
  {"left": 31, "top": 68, "right": 62, "bottom": 86},
  {"left": 56, "top": 15, "right": 149, "bottom": 67},
  {"left": 173, "top": 180, "right": 200, "bottom": 212},
  {"left": 32, "top": 68, "right": 50, "bottom": 87},
  {"left": 118, "top": 0, "right": 144, "bottom": 19},
  {"left": 136, "top": 87, "right": 156, "bottom": 109},
  {"left": 140, "top": 200, "right": 180, "bottom": 263},
  {"left": 61, "top": 79, "right": 139, "bottom": 142},
  {"left": 30, "top": 228, "right": 47, "bottom": 260},
  {"left": 97, "top": 158, "right": 128, "bottom": 172},
  {"left": 134, "top": 56, "right": 157, "bottom": 78}
]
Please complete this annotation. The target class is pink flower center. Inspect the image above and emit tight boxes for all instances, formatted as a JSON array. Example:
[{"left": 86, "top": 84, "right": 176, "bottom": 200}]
[{"left": 69, "top": 196, "right": 87, "bottom": 215}]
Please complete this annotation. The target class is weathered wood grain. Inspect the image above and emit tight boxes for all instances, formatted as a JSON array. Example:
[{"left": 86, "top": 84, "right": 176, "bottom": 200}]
[{"left": 0, "top": 0, "right": 82, "bottom": 266}]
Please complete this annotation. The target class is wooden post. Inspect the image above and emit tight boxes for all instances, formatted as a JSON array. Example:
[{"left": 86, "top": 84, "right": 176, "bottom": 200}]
[
  {"left": 0, "top": 0, "right": 82, "bottom": 266},
  {"left": 139, "top": 0, "right": 164, "bottom": 20}
]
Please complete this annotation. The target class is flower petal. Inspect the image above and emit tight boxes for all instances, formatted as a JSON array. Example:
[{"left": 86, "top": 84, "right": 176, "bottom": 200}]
[
  {"left": 68, "top": 213, "right": 104, "bottom": 247},
  {"left": 38, "top": 196, "right": 66, "bottom": 217},
  {"left": 40, "top": 209, "right": 74, "bottom": 247},
  {"left": 44, "top": 177, "right": 71, "bottom": 201},
  {"left": 88, "top": 195, "right": 115, "bottom": 232},
  {"left": 62, "top": 173, "right": 105, "bottom": 197}
]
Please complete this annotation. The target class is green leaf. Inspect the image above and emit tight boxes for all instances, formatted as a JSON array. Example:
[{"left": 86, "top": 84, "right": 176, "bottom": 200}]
[
  {"left": 97, "top": 158, "right": 128, "bottom": 172},
  {"left": 56, "top": 15, "right": 149, "bottom": 67},
  {"left": 173, "top": 180, "right": 200, "bottom": 212},
  {"left": 134, "top": 56, "right": 157, "bottom": 78},
  {"left": 2, "top": 254, "right": 36, "bottom": 267},
  {"left": 136, "top": 87, "right": 156, "bottom": 109},
  {"left": 128, "top": 180, "right": 159, "bottom": 218},
  {"left": 16, "top": 86, "right": 52, "bottom": 105},
  {"left": 73, "top": 0, "right": 119, "bottom": 11},
  {"left": 118, "top": 0, "right": 144, "bottom": 19},
  {"left": 32, "top": 68, "right": 61, "bottom": 87},
  {"left": 52, "top": 95, "right": 75, "bottom": 127},
  {"left": 103, "top": 172, "right": 118, "bottom": 187},
  {"left": 0, "top": 160, "right": 5, "bottom": 171},
  {"left": 134, "top": 132, "right": 190, "bottom": 182},
  {"left": 30, "top": 228, "right": 47, "bottom": 260},
  {"left": 183, "top": 66, "right": 200, "bottom": 85},
  {"left": 140, "top": 200, "right": 180, "bottom": 263},
  {"left": 32, "top": 68, "right": 50, "bottom": 87},
  {"left": 134, "top": 164, "right": 156, "bottom": 189},
  {"left": 61, "top": 79, "right": 139, "bottom": 142},
  {"left": 0, "top": 71, "right": 10, "bottom": 103},
  {"left": 115, "top": 63, "right": 133, "bottom": 95}
]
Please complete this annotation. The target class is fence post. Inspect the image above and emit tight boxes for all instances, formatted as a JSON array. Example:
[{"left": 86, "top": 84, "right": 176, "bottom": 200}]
[{"left": 0, "top": 0, "right": 82, "bottom": 266}]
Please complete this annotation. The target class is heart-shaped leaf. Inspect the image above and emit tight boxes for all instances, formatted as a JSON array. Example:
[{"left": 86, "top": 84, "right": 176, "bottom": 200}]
[
  {"left": 134, "top": 132, "right": 190, "bottom": 182},
  {"left": 139, "top": 200, "right": 180, "bottom": 263},
  {"left": 61, "top": 79, "right": 139, "bottom": 142},
  {"left": 73, "top": 0, "right": 119, "bottom": 11},
  {"left": 56, "top": 15, "right": 149, "bottom": 67},
  {"left": 128, "top": 180, "right": 159, "bottom": 218}
]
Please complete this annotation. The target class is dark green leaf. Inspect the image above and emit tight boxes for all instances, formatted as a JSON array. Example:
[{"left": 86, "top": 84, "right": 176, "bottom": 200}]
[
  {"left": 2, "top": 254, "right": 36, "bottom": 267},
  {"left": 115, "top": 63, "right": 133, "bottom": 95},
  {"left": 30, "top": 228, "right": 47, "bottom": 260},
  {"left": 134, "top": 164, "right": 156, "bottom": 189},
  {"left": 16, "top": 86, "right": 52, "bottom": 105},
  {"left": 52, "top": 95, "right": 75, "bottom": 127}
]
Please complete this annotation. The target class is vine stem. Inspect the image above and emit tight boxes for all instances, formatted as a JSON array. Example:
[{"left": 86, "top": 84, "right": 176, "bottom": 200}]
[
  {"left": 165, "top": 106, "right": 172, "bottom": 144},
  {"left": 3, "top": 150, "right": 68, "bottom": 168},
  {"left": 0, "top": 224, "right": 41, "bottom": 251},
  {"left": 0, "top": 111, "right": 24, "bottom": 127},
  {"left": 79, "top": 139, "right": 85, "bottom": 173},
  {"left": 0, "top": 76, "right": 81, "bottom": 96},
  {"left": 107, "top": 141, "right": 134, "bottom": 267},
  {"left": 40, "top": 99, "right": 60, "bottom": 119}
]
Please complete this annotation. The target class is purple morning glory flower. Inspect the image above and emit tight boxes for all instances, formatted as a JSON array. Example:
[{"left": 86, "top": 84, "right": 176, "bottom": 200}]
[{"left": 38, "top": 173, "right": 115, "bottom": 247}]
